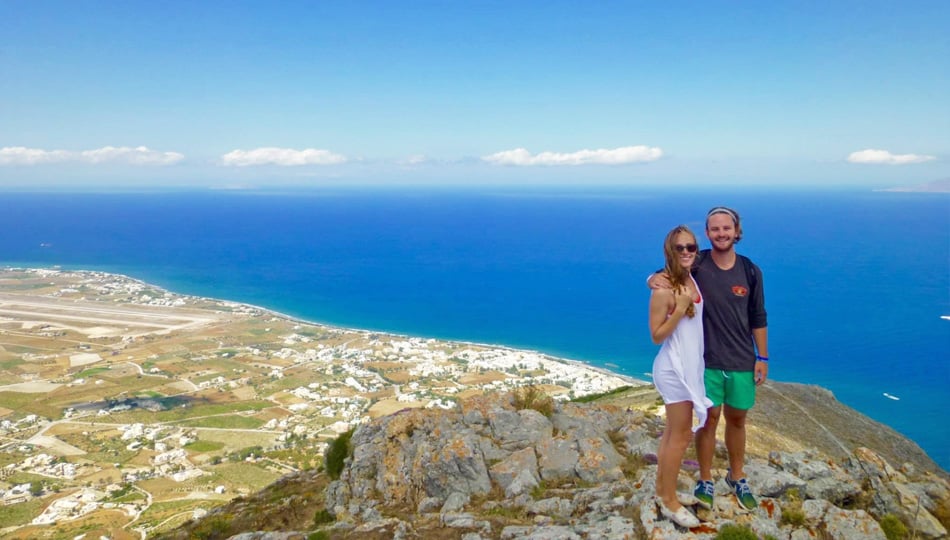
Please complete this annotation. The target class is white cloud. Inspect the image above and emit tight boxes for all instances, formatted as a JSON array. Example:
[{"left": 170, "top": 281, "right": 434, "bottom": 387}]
[
  {"left": 0, "top": 146, "right": 183, "bottom": 165},
  {"left": 847, "top": 149, "right": 936, "bottom": 165},
  {"left": 403, "top": 154, "right": 428, "bottom": 165},
  {"left": 482, "top": 145, "right": 663, "bottom": 166},
  {"left": 79, "top": 146, "right": 184, "bottom": 165},
  {"left": 220, "top": 147, "right": 347, "bottom": 167}
]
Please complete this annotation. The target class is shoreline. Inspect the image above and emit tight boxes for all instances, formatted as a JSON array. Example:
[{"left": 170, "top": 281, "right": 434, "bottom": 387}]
[
  {"left": 1, "top": 265, "right": 650, "bottom": 389},
  {"left": 3, "top": 265, "right": 947, "bottom": 474}
]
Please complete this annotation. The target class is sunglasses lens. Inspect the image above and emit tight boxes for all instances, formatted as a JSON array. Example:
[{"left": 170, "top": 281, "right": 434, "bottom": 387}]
[{"left": 675, "top": 244, "right": 698, "bottom": 253}]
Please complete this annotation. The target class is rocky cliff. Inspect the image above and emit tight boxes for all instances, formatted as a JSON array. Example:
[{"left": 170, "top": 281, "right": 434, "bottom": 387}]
[{"left": 160, "top": 382, "right": 949, "bottom": 540}]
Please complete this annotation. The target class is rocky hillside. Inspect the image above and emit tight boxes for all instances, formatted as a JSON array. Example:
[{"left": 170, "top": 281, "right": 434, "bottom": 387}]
[{"left": 160, "top": 382, "right": 949, "bottom": 539}]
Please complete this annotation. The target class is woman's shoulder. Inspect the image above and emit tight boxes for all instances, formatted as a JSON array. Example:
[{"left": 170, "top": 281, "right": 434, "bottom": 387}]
[{"left": 651, "top": 287, "right": 675, "bottom": 300}]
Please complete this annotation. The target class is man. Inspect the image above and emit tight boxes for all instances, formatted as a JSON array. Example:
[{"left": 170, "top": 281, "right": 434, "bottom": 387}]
[{"left": 649, "top": 206, "right": 768, "bottom": 512}]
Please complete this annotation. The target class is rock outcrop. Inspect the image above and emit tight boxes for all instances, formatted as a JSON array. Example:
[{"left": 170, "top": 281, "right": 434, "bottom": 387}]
[
  {"left": 319, "top": 391, "right": 948, "bottom": 539},
  {"left": 163, "top": 386, "right": 949, "bottom": 539}
]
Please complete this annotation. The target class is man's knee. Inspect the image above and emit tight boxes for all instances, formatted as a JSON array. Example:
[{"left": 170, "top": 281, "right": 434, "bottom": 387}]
[{"left": 723, "top": 405, "right": 748, "bottom": 428}]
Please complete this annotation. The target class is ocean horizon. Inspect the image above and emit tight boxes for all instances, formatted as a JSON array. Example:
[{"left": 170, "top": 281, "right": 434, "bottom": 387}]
[{"left": 1, "top": 186, "right": 947, "bottom": 469}]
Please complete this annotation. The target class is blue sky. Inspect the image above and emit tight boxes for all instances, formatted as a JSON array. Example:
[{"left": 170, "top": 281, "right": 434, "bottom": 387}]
[{"left": 1, "top": 1, "right": 948, "bottom": 188}]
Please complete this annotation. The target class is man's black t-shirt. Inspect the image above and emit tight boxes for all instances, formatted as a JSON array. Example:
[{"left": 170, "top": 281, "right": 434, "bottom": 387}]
[{"left": 692, "top": 251, "right": 767, "bottom": 372}]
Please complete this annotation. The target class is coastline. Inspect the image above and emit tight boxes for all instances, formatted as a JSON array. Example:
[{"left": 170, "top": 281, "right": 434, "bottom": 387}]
[
  {"left": 1, "top": 265, "right": 649, "bottom": 389},
  {"left": 5, "top": 265, "right": 946, "bottom": 472}
]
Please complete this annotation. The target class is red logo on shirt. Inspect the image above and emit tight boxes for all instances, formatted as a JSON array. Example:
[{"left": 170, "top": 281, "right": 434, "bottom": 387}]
[{"left": 732, "top": 286, "right": 748, "bottom": 297}]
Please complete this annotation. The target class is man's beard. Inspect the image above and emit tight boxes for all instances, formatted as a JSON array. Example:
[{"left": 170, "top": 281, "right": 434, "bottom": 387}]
[{"left": 710, "top": 237, "right": 735, "bottom": 252}]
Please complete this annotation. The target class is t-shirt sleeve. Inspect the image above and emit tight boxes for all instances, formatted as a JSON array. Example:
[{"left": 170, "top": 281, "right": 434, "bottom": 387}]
[{"left": 749, "top": 262, "right": 767, "bottom": 329}]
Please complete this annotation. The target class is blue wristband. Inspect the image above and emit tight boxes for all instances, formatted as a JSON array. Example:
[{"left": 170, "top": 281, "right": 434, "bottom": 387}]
[{"left": 756, "top": 355, "right": 769, "bottom": 362}]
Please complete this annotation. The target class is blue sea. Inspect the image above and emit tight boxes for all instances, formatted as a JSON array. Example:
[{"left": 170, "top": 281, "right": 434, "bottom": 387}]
[{"left": 1, "top": 187, "right": 948, "bottom": 468}]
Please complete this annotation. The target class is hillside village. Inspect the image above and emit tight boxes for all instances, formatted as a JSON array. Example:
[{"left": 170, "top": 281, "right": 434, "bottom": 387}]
[{"left": 0, "top": 268, "right": 634, "bottom": 539}]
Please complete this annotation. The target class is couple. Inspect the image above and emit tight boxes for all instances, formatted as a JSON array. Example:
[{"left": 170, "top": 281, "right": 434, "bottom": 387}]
[{"left": 648, "top": 207, "right": 769, "bottom": 528}]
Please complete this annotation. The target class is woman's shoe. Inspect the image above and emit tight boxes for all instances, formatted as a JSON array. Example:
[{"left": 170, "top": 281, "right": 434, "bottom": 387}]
[
  {"left": 657, "top": 498, "right": 700, "bottom": 528},
  {"left": 677, "top": 492, "right": 699, "bottom": 507}
]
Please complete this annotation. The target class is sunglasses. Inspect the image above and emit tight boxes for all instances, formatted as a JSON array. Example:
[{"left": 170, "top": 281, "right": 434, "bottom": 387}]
[{"left": 674, "top": 244, "right": 698, "bottom": 253}]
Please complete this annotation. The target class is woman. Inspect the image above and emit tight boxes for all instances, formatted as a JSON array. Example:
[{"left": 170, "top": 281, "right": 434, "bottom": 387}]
[{"left": 648, "top": 225, "right": 712, "bottom": 528}]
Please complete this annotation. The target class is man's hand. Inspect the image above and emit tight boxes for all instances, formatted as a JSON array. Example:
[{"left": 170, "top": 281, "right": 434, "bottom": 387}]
[
  {"left": 754, "top": 361, "right": 768, "bottom": 386},
  {"left": 647, "top": 272, "right": 672, "bottom": 290}
]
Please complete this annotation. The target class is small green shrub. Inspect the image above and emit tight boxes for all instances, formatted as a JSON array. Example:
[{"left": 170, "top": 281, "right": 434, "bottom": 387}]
[
  {"left": 513, "top": 386, "right": 554, "bottom": 417},
  {"left": 879, "top": 514, "right": 908, "bottom": 540},
  {"left": 313, "top": 508, "right": 335, "bottom": 526},
  {"left": 530, "top": 480, "right": 549, "bottom": 500},
  {"left": 325, "top": 429, "right": 353, "bottom": 480},
  {"left": 714, "top": 523, "right": 758, "bottom": 540},
  {"left": 780, "top": 506, "right": 806, "bottom": 527},
  {"left": 308, "top": 532, "right": 330, "bottom": 540}
]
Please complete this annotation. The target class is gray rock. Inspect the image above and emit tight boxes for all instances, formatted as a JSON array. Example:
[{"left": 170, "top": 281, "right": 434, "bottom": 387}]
[
  {"left": 417, "top": 496, "right": 441, "bottom": 513},
  {"left": 421, "top": 432, "right": 493, "bottom": 499},
  {"left": 744, "top": 461, "right": 807, "bottom": 498},
  {"left": 441, "top": 491, "right": 470, "bottom": 513},
  {"left": 505, "top": 468, "right": 541, "bottom": 497},
  {"left": 360, "top": 506, "right": 381, "bottom": 522},
  {"left": 749, "top": 515, "right": 789, "bottom": 540},
  {"left": 490, "top": 447, "right": 540, "bottom": 495},
  {"left": 500, "top": 526, "right": 534, "bottom": 539},
  {"left": 769, "top": 450, "right": 861, "bottom": 503},
  {"left": 769, "top": 450, "right": 833, "bottom": 480},
  {"left": 440, "top": 511, "right": 477, "bottom": 528},
  {"left": 621, "top": 424, "right": 657, "bottom": 456},
  {"left": 525, "top": 497, "right": 573, "bottom": 518},
  {"left": 802, "top": 499, "right": 887, "bottom": 539},
  {"left": 502, "top": 525, "right": 582, "bottom": 539},
  {"left": 578, "top": 514, "right": 640, "bottom": 539},
  {"left": 537, "top": 436, "right": 579, "bottom": 483},
  {"left": 790, "top": 530, "right": 816, "bottom": 540},
  {"left": 490, "top": 408, "right": 553, "bottom": 451},
  {"left": 575, "top": 436, "right": 624, "bottom": 484},
  {"left": 823, "top": 507, "right": 887, "bottom": 540},
  {"left": 891, "top": 483, "right": 948, "bottom": 539},
  {"left": 478, "top": 435, "right": 510, "bottom": 462}
]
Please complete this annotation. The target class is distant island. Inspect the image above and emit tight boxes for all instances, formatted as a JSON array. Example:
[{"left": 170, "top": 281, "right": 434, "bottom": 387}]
[{"left": 875, "top": 178, "right": 950, "bottom": 193}]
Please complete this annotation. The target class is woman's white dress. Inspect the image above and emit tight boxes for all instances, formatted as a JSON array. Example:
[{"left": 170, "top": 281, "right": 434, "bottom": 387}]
[{"left": 651, "top": 276, "right": 713, "bottom": 432}]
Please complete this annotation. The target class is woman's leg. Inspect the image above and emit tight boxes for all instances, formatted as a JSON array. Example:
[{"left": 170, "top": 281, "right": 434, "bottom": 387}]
[{"left": 656, "top": 401, "right": 694, "bottom": 509}]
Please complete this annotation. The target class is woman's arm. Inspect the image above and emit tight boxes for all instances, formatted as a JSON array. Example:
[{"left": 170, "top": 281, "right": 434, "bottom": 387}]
[{"left": 649, "top": 288, "right": 690, "bottom": 344}]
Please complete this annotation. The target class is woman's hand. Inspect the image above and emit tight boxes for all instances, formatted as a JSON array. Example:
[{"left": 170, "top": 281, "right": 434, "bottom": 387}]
[{"left": 673, "top": 289, "right": 693, "bottom": 313}]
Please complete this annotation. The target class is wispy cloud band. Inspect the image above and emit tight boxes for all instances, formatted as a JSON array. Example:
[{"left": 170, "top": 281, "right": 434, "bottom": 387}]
[
  {"left": 847, "top": 149, "right": 936, "bottom": 165},
  {"left": 220, "top": 147, "right": 347, "bottom": 167},
  {"left": 0, "top": 146, "right": 184, "bottom": 165},
  {"left": 482, "top": 145, "right": 663, "bottom": 166}
]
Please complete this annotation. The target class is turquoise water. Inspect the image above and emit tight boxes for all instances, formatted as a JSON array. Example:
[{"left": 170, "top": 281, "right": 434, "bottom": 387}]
[{"left": 1, "top": 187, "right": 947, "bottom": 467}]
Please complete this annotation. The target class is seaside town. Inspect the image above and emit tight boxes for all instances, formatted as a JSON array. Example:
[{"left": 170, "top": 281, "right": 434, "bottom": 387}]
[{"left": 0, "top": 267, "right": 636, "bottom": 539}]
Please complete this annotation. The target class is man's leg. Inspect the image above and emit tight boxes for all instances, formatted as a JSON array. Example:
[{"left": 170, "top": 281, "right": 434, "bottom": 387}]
[
  {"left": 721, "top": 371, "right": 758, "bottom": 511},
  {"left": 722, "top": 405, "right": 748, "bottom": 479}
]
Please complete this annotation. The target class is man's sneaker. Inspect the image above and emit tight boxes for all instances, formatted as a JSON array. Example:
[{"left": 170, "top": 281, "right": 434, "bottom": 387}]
[
  {"left": 725, "top": 472, "right": 757, "bottom": 511},
  {"left": 693, "top": 480, "right": 714, "bottom": 509}
]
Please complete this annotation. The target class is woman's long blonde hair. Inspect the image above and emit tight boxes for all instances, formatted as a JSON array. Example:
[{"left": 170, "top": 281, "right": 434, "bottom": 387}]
[{"left": 662, "top": 225, "right": 697, "bottom": 318}]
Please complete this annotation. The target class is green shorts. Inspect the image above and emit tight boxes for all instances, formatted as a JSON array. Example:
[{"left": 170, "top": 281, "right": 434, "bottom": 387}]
[{"left": 704, "top": 368, "right": 756, "bottom": 410}]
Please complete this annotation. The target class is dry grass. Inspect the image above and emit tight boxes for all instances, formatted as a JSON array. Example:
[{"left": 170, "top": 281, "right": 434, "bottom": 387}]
[{"left": 512, "top": 385, "right": 554, "bottom": 417}]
